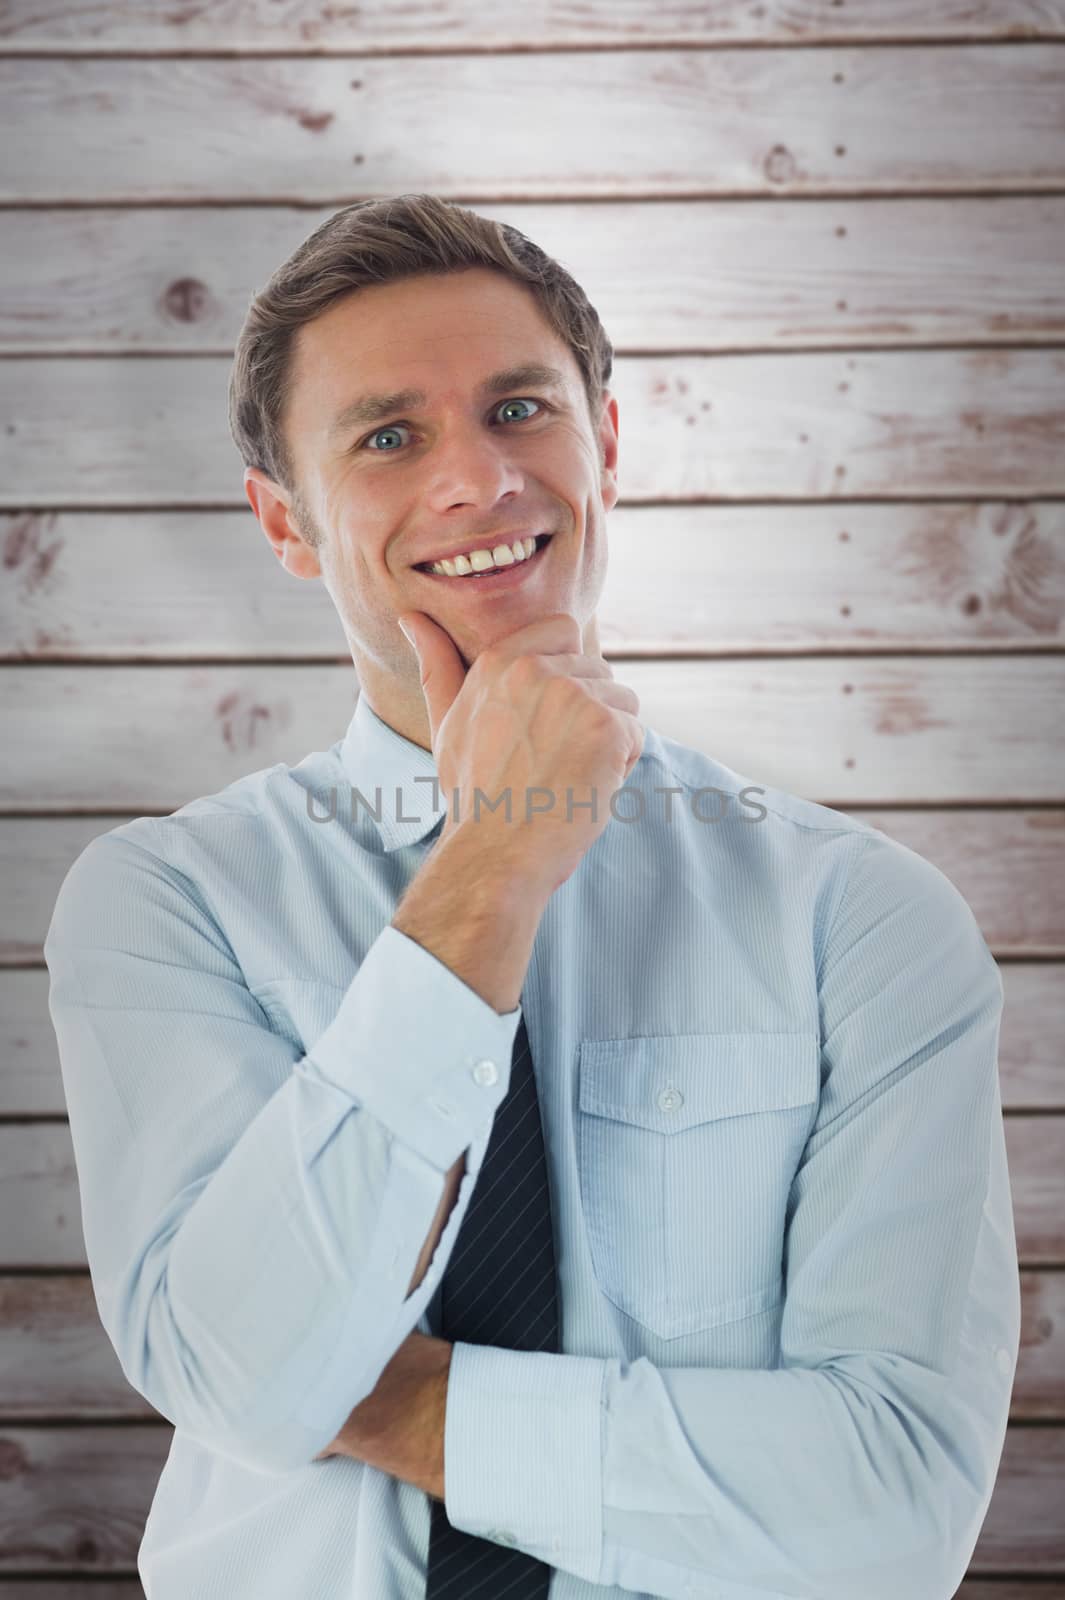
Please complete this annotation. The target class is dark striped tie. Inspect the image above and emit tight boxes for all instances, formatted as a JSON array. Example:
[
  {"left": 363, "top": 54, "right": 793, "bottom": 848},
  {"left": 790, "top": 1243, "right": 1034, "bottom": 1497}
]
[{"left": 424, "top": 1013, "right": 560, "bottom": 1599}]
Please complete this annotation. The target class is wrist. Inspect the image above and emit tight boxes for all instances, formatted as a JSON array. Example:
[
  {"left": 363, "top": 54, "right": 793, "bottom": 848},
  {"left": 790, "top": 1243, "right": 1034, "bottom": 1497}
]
[{"left": 436, "top": 820, "right": 556, "bottom": 917}]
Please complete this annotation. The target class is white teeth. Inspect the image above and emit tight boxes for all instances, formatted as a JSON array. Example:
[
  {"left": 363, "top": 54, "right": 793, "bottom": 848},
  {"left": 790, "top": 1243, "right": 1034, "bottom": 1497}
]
[{"left": 427, "top": 535, "right": 540, "bottom": 577}]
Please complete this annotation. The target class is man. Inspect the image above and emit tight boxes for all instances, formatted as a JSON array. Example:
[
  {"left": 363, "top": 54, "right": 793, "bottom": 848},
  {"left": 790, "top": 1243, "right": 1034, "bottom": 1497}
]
[{"left": 45, "top": 194, "right": 1019, "bottom": 1599}]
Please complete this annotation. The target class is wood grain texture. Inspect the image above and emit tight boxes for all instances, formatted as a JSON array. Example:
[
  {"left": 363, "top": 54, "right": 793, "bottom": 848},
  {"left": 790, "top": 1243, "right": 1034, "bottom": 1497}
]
[
  {"left": 0, "top": 1427, "right": 171, "bottom": 1573},
  {"left": 1, "top": 658, "right": 1062, "bottom": 811},
  {"left": 2, "top": 49, "right": 1065, "bottom": 204},
  {"left": 976, "top": 1427, "right": 1065, "bottom": 1572},
  {"left": 2, "top": 0, "right": 1065, "bottom": 52},
  {"left": 1, "top": 1116, "right": 1058, "bottom": 1268},
  {"left": 4, "top": 350, "right": 1063, "bottom": 507},
  {"left": 4, "top": 503, "right": 1063, "bottom": 661},
  {"left": 0, "top": 1585, "right": 144, "bottom": 1599},
  {"left": 4, "top": 198, "right": 1065, "bottom": 354},
  {"left": 3, "top": 958, "right": 1062, "bottom": 1115},
  {"left": 852, "top": 810, "right": 1064, "bottom": 955},
  {"left": 996, "top": 963, "right": 1065, "bottom": 1106},
  {"left": 0, "top": 1277, "right": 158, "bottom": 1420}
]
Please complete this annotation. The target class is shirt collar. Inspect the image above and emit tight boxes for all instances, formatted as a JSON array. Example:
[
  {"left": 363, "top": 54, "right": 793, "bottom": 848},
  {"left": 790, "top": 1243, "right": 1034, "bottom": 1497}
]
[{"left": 338, "top": 692, "right": 448, "bottom": 853}]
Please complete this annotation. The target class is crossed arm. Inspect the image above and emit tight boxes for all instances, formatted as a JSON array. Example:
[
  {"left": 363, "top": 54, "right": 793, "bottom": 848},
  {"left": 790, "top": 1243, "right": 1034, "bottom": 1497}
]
[{"left": 313, "top": 1330, "right": 453, "bottom": 1505}]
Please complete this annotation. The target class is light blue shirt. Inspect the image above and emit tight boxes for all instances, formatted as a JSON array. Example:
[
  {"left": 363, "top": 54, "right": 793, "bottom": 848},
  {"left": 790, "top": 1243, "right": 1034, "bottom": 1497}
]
[{"left": 44, "top": 690, "right": 1020, "bottom": 1600}]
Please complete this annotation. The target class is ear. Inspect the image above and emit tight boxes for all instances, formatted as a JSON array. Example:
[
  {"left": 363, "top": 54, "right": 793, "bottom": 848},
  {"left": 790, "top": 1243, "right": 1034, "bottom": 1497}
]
[
  {"left": 244, "top": 467, "right": 322, "bottom": 580},
  {"left": 598, "top": 391, "right": 619, "bottom": 513}
]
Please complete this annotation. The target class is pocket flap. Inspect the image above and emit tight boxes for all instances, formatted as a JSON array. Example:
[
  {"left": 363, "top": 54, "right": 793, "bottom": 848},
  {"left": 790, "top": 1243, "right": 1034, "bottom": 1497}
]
[{"left": 578, "top": 1032, "right": 820, "bottom": 1134}]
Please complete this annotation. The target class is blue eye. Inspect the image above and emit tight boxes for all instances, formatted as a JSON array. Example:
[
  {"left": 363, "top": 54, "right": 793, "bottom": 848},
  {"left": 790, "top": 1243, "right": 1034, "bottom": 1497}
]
[{"left": 361, "top": 396, "right": 544, "bottom": 453}]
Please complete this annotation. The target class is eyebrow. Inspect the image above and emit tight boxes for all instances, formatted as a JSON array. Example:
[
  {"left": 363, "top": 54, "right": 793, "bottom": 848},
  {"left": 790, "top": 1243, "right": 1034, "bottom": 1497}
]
[{"left": 327, "top": 362, "right": 570, "bottom": 442}]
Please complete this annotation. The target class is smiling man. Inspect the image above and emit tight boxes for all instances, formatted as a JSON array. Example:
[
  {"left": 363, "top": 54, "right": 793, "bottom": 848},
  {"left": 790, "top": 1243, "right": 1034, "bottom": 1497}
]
[
  {"left": 251, "top": 266, "right": 614, "bottom": 755},
  {"left": 45, "top": 195, "right": 1019, "bottom": 1600}
]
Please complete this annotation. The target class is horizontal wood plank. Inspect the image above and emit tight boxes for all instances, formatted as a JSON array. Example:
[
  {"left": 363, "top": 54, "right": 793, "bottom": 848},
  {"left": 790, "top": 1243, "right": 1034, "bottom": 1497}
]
[
  {"left": 1, "top": 659, "right": 1063, "bottom": 812},
  {"left": 2, "top": 0, "right": 1064, "bottom": 52},
  {"left": 974, "top": 1425, "right": 1065, "bottom": 1572},
  {"left": 0, "top": 1267, "right": 1059, "bottom": 1420},
  {"left": 4, "top": 502, "right": 1063, "bottom": 661},
  {"left": 4, "top": 198, "right": 1065, "bottom": 355},
  {"left": 0, "top": 1421, "right": 1060, "bottom": 1571},
  {"left": 0, "top": 1584, "right": 144, "bottom": 1598},
  {"left": 5, "top": 958, "right": 1062, "bottom": 1115},
  {"left": 949, "top": 1587, "right": 1065, "bottom": 1599},
  {"left": 995, "top": 964, "right": 1065, "bottom": 1107},
  {"left": 2, "top": 1116, "right": 1058, "bottom": 1268},
  {"left": 852, "top": 809, "right": 1065, "bottom": 954},
  {"left": 0, "top": 1427, "right": 170, "bottom": 1573},
  {"left": 0, "top": 1277, "right": 158, "bottom": 1420},
  {"left": 2, "top": 49, "right": 1065, "bottom": 204},
  {"left": 0, "top": 819, "right": 106, "bottom": 965},
  {"left": 4, "top": 350, "right": 1063, "bottom": 507},
  {"left": 0, "top": 1126, "right": 84, "bottom": 1267}
]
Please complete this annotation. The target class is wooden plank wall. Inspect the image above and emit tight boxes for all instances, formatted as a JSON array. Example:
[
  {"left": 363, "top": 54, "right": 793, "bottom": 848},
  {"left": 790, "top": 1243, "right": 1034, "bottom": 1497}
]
[{"left": 1, "top": 1, "right": 1064, "bottom": 1591}]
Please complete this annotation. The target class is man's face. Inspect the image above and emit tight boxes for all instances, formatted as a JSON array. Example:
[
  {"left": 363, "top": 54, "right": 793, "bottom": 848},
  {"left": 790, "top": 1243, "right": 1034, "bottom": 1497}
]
[{"left": 244, "top": 266, "right": 619, "bottom": 748}]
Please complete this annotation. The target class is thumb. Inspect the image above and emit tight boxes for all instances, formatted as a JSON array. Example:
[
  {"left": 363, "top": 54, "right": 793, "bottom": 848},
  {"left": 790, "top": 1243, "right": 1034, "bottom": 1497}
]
[{"left": 396, "top": 611, "right": 467, "bottom": 744}]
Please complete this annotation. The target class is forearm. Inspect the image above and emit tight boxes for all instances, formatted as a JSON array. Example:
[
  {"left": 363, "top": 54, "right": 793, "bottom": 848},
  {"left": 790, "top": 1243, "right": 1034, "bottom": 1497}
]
[{"left": 392, "top": 824, "right": 549, "bottom": 1015}]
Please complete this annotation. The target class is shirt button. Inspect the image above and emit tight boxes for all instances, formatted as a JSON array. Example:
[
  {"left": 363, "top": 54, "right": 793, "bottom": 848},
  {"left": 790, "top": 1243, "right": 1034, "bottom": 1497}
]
[
  {"left": 996, "top": 1346, "right": 1013, "bottom": 1376},
  {"left": 657, "top": 1085, "right": 684, "bottom": 1111},
  {"left": 498, "top": 1530, "right": 517, "bottom": 1546},
  {"left": 472, "top": 1059, "right": 498, "bottom": 1087}
]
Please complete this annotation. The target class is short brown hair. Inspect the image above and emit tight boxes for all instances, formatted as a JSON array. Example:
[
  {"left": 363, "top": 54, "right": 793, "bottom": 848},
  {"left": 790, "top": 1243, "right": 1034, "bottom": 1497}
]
[{"left": 228, "top": 194, "right": 614, "bottom": 546}]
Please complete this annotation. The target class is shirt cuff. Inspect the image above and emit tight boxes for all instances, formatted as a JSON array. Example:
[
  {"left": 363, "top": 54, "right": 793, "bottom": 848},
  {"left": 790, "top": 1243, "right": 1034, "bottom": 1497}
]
[
  {"left": 443, "top": 1342, "right": 608, "bottom": 1584},
  {"left": 303, "top": 924, "right": 522, "bottom": 1172}
]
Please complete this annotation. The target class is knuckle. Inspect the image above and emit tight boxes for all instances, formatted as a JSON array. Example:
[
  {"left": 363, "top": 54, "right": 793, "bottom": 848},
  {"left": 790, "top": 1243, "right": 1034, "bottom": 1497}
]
[
  {"left": 477, "top": 643, "right": 505, "bottom": 678},
  {"left": 540, "top": 671, "right": 575, "bottom": 710},
  {"left": 502, "top": 652, "right": 541, "bottom": 692},
  {"left": 585, "top": 697, "right": 617, "bottom": 732}
]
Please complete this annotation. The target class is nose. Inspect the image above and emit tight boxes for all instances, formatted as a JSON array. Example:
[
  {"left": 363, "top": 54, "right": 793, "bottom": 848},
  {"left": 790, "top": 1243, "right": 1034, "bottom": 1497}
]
[{"left": 423, "top": 421, "right": 527, "bottom": 516}]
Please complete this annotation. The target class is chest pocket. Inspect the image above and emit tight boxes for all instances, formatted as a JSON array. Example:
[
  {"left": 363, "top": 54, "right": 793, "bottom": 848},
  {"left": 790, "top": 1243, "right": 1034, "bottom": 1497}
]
[{"left": 577, "top": 1032, "right": 820, "bottom": 1340}]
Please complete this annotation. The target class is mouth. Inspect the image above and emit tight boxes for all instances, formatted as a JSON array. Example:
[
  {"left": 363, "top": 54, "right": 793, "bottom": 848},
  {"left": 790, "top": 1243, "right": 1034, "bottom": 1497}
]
[{"left": 412, "top": 533, "right": 553, "bottom": 591}]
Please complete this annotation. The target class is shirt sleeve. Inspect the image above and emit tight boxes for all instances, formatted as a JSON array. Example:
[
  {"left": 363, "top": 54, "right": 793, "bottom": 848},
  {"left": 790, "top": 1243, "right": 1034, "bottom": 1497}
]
[
  {"left": 43, "top": 826, "right": 522, "bottom": 1475},
  {"left": 442, "top": 829, "right": 1021, "bottom": 1600}
]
